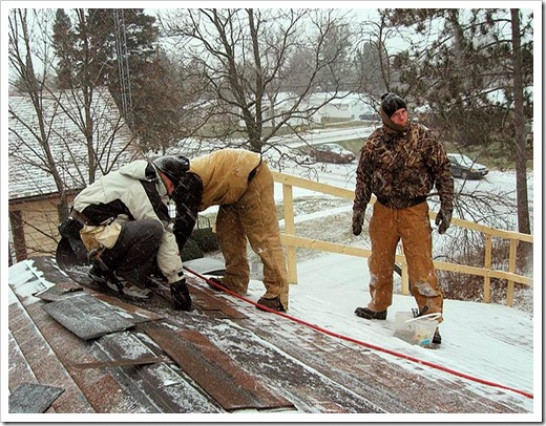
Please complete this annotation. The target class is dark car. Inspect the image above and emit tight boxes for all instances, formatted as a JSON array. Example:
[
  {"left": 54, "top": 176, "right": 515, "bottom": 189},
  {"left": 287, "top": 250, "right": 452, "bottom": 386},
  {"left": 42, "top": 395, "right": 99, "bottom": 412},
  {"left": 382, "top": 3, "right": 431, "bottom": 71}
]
[
  {"left": 312, "top": 143, "right": 357, "bottom": 164},
  {"left": 447, "top": 153, "right": 489, "bottom": 179}
]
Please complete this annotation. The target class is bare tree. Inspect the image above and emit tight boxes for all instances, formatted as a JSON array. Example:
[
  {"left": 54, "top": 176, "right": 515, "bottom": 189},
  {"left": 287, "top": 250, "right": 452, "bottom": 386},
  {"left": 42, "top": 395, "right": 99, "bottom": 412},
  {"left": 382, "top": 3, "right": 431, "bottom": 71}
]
[
  {"left": 158, "top": 8, "right": 354, "bottom": 155},
  {"left": 8, "top": 9, "right": 139, "bottom": 225},
  {"left": 353, "top": 13, "right": 396, "bottom": 99}
]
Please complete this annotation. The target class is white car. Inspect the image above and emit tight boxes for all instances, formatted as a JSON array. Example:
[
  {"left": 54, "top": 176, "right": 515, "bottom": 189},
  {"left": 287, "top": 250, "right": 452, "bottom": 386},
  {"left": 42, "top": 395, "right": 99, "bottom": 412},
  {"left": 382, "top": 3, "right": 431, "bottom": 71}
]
[{"left": 447, "top": 153, "right": 489, "bottom": 179}]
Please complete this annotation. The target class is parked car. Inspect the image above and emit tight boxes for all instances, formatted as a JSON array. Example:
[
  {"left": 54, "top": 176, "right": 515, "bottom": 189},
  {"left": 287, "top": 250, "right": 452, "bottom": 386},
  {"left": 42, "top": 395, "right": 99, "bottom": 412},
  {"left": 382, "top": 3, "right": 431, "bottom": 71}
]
[
  {"left": 312, "top": 143, "right": 357, "bottom": 164},
  {"left": 447, "top": 153, "right": 489, "bottom": 179}
]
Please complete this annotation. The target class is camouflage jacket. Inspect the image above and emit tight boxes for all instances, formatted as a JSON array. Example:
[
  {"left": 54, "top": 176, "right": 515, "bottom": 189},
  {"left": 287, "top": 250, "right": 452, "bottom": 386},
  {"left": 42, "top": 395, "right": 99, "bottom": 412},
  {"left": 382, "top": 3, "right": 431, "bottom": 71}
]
[{"left": 353, "top": 123, "right": 454, "bottom": 212}]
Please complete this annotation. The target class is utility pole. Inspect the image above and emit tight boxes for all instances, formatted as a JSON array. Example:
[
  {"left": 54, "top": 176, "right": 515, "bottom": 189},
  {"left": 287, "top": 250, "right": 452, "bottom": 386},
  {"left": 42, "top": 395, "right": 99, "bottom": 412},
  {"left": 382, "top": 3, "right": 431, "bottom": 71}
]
[{"left": 113, "top": 9, "right": 134, "bottom": 129}]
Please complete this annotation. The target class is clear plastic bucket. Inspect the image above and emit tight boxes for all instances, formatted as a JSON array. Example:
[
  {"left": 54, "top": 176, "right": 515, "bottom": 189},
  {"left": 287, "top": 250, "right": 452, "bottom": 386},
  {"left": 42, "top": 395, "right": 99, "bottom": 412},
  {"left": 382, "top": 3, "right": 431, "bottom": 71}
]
[{"left": 393, "top": 312, "right": 440, "bottom": 346}]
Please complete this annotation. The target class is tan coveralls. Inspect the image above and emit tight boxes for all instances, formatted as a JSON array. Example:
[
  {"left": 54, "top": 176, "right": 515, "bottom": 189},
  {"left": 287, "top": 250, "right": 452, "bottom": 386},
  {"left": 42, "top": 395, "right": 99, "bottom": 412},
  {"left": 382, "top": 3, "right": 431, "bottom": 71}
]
[
  {"left": 368, "top": 201, "right": 443, "bottom": 317},
  {"left": 189, "top": 149, "right": 289, "bottom": 310}
]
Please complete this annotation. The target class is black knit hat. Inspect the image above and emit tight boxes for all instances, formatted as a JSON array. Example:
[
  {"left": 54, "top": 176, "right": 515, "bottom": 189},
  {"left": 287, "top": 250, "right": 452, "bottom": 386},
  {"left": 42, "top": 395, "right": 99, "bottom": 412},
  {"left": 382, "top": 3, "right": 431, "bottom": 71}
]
[
  {"left": 153, "top": 155, "right": 190, "bottom": 187},
  {"left": 380, "top": 93, "right": 407, "bottom": 117}
]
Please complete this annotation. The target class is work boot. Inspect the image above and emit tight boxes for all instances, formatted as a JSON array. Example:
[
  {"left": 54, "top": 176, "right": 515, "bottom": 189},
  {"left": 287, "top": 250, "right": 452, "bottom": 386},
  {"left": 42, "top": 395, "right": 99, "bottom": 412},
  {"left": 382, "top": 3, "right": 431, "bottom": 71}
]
[
  {"left": 207, "top": 277, "right": 224, "bottom": 291},
  {"left": 122, "top": 283, "right": 152, "bottom": 299},
  {"left": 207, "top": 277, "right": 245, "bottom": 295},
  {"left": 88, "top": 265, "right": 107, "bottom": 284},
  {"left": 256, "top": 296, "right": 285, "bottom": 312},
  {"left": 354, "top": 306, "right": 387, "bottom": 320},
  {"left": 432, "top": 328, "right": 442, "bottom": 345}
]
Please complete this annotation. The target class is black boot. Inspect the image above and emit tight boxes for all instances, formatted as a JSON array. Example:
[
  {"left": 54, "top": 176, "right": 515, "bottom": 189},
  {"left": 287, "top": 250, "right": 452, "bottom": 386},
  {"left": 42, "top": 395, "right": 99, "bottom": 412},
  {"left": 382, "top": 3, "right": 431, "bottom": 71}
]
[{"left": 354, "top": 307, "right": 387, "bottom": 320}]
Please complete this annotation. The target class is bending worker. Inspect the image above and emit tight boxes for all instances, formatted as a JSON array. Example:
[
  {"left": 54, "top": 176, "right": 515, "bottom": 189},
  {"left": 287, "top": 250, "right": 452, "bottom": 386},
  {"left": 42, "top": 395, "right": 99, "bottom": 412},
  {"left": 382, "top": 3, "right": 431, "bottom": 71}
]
[{"left": 172, "top": 148, "right": 289, "bottom": 312}]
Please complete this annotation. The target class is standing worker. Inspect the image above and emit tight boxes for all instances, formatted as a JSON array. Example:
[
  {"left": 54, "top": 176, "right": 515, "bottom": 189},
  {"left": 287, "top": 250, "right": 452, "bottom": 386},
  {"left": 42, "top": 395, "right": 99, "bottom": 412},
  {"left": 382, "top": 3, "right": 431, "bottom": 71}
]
[
  {"left": 172, "top": 148, "right": 289, "bottom": 312},
  {"left": 351, "top": 93, "right": 454, "bottom": 344}
]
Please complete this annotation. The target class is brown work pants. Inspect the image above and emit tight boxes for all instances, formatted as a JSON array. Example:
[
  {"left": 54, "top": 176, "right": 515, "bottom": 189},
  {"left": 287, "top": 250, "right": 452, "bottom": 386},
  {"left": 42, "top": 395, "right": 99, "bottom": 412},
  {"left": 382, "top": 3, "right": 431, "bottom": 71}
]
[
  {"left": 367, "top": 201, "right": 443, "bottom": 321},
  {"left": 216, "top": 164, "right": 289, "bottom": 310}
]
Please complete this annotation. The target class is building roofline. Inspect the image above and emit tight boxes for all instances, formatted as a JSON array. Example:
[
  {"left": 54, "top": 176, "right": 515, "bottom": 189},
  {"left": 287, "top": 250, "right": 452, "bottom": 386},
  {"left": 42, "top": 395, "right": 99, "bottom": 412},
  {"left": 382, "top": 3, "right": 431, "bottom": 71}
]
[{"left": 8, "top": 188, "right": 82, "bottom": 207}]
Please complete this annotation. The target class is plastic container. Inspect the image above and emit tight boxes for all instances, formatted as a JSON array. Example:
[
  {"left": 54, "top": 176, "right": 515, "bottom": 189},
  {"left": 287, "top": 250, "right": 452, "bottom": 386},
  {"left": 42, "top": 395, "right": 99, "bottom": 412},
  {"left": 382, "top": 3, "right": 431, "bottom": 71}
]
[{"left": 393, "top": 312, "right": 440, "bottom": 346}]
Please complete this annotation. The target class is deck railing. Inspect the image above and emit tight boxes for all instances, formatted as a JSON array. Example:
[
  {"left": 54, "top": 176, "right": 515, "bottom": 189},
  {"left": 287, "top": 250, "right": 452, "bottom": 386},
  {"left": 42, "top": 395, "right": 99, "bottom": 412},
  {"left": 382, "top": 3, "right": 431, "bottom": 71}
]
[{"left": 272, "top": 171, "right": 533, "bottom": 307}]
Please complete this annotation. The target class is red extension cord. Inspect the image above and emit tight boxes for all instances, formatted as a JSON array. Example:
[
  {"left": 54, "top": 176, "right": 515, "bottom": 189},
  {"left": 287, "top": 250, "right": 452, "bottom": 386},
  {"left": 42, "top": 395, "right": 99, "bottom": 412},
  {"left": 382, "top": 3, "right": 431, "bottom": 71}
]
[{"left": 184, "top": 266, "right": 533, "bottom": 400}]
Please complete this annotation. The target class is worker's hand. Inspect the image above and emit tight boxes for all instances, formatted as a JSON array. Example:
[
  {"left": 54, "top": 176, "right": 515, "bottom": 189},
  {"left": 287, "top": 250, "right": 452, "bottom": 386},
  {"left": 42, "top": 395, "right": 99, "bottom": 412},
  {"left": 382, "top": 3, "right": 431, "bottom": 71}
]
[
  {"left": 352, "top": 209, "right": 365, "bottom": 236},
  {"left": 435, "top": 207, "right": 452, "bottom": 234},
  {"left": 171, "top": 278, "right": 192, "bottom": 311}
]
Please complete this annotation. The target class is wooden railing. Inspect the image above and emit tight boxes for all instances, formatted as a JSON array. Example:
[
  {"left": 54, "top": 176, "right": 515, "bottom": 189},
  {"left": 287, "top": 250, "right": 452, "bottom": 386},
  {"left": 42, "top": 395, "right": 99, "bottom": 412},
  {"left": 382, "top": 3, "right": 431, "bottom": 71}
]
[{"left": 272, "top": 171, "right": 533, "bottom": 307}]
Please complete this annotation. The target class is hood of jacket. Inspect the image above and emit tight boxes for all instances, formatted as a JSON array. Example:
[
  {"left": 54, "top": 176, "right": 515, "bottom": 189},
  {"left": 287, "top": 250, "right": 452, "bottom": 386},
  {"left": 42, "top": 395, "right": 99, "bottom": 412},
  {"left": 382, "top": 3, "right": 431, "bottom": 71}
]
[
  {"left": 117, "top": 159, "right": 168, "bottom": 196},
  {"left": 117, "top": 160, "right": 155, "bottom": 181}
]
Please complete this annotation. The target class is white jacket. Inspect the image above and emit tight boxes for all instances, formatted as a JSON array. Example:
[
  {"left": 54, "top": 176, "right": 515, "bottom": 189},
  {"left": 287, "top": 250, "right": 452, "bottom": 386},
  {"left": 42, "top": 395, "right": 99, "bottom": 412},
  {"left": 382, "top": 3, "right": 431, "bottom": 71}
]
[{"left": 73, "top": 160, "right": 183, "bottom": 283}]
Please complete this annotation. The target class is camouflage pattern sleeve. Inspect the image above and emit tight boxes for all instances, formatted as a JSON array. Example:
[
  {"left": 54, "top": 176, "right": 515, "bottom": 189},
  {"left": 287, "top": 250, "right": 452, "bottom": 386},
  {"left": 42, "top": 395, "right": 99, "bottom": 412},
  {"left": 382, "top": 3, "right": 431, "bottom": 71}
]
[
  {"left": 353, "top": 138, "right": 375, "bottom": 213},
  {"left": 421, "top": 127, "right": 454, "bottom": 214}
]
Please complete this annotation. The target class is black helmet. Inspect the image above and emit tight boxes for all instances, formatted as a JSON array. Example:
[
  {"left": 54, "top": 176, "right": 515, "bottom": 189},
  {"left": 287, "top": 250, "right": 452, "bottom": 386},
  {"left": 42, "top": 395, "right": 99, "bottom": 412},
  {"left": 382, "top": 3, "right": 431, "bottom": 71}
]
[{"left": 153, "top": 155, "right": 190, "bottom": 187}]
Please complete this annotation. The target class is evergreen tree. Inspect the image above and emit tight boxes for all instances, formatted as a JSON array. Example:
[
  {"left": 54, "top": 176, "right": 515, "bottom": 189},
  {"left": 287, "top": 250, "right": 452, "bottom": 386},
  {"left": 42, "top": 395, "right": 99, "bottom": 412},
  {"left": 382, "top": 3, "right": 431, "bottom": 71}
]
[
  {"left": 52, "top": 9, "right": 76, "bottom": 89},
  {"left": 380, "top": 8, "right": 533, "bottom": 250},
  {"left": 51, "top": 9, "right": 187, "bottom": 150}
]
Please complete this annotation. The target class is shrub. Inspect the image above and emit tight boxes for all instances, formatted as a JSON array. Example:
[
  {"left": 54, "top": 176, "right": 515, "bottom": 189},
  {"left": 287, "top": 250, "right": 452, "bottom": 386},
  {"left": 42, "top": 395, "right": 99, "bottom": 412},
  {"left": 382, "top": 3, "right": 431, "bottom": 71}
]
[
  {"left": 191, "top": 228, "right": 219, "bottom": 253},
  {"left": 437, "top": 234, "right": 530, "bottom": 307},
  {"left": 181, "top": 238, "right": 204, "bottom": 261}
]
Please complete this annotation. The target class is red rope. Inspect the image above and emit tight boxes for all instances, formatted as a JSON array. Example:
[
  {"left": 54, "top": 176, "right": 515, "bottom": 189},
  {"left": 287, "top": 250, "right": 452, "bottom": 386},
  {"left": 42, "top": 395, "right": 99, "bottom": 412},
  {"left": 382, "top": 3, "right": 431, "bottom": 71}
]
[{"left": 184, "top": 266, "right": 533, "bottom": 400}]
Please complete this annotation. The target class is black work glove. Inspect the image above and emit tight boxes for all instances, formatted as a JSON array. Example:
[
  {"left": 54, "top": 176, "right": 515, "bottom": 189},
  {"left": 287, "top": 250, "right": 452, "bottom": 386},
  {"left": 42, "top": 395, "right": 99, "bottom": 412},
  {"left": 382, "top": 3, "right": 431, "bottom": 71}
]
[
  {"left": 352, "top": 209, "right": 365, "bottom": 236},
  {"left": 435, "top": 207, "right": 452, "bottom": 234},
  {"left": 171, "top": 278, "right": 192, "bottom": 311}
]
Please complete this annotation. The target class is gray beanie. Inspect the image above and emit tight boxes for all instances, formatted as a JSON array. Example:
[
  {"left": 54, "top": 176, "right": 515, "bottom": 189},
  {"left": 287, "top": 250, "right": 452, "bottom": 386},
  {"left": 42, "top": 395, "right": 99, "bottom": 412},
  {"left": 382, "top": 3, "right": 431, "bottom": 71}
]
[{"left": 380, "top": 93, "right": 407, "bottom": 117}]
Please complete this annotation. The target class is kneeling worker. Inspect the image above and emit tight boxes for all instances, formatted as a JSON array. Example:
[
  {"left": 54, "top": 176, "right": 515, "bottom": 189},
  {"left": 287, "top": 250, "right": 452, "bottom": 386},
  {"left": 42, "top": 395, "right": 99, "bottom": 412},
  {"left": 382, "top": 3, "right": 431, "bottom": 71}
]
[{"left": 59, "top": 155, "right": 192, "bottom": 310}]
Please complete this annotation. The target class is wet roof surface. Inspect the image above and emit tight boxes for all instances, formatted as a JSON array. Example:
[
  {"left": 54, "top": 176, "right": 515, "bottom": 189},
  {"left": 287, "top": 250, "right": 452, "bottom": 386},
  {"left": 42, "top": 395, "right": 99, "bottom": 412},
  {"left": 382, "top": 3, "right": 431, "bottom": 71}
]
[{"left": 7, "top": 256, "right": 530, "bottom": 417}]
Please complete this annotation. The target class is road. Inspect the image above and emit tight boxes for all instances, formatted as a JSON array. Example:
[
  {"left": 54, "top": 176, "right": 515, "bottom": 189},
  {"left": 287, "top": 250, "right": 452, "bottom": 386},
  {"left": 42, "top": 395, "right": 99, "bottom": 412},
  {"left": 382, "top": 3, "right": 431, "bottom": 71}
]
[{"left": 267, "top": 125, "right": 375, "bottom": 148}]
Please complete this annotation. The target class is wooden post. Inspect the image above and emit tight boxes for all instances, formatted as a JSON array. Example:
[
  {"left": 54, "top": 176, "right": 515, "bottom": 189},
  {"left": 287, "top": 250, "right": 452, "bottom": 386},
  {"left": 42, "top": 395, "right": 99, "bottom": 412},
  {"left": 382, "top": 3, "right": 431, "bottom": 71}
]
[
  {"left": 507, "top": 238, "right": 519, "bottom": 307},
  {"left": 401, "top": 259, "right": 410, "bottom": 295},
  {"left": 283, "top": 184, "right": 298, "bottom": 284},
  {"left": 483, "top": 235, "right": 492, "bottom": 303},
  {"left": 10, "top": 210, "right": 28, "bottom": 262}
]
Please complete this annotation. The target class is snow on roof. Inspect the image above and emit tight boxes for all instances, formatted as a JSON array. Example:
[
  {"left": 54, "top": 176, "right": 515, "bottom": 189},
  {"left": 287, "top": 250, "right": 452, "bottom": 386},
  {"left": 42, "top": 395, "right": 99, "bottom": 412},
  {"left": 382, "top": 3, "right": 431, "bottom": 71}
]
[
  {"left": 8, "top": 88, "right": 138, "bottom": 201},
  {"left": 6, "top": 251, "right": 536, "bottom": 417},
  {"left": 307, "top": 91, "right": 374, "bottom": 106}
]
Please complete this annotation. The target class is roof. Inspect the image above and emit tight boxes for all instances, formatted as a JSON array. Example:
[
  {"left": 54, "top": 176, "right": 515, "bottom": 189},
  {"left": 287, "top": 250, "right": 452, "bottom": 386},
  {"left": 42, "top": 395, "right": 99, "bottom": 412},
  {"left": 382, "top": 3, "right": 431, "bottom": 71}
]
[
  {"left": 307, "top": 91, "right": 374, "bottom": 109},
  {"left": 6, "top": 255, "right": 533, "bottom": 419},
  {"left": 8, "top": 88, "right": 140, "bottom": 201}
]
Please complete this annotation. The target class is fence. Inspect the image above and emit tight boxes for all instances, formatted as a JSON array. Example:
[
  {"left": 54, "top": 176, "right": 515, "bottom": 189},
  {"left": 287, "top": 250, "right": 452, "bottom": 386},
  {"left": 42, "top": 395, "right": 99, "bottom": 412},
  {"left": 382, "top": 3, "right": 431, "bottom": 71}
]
[{"left": 272, "top": 171, "right": 533, "bottom": 307}]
